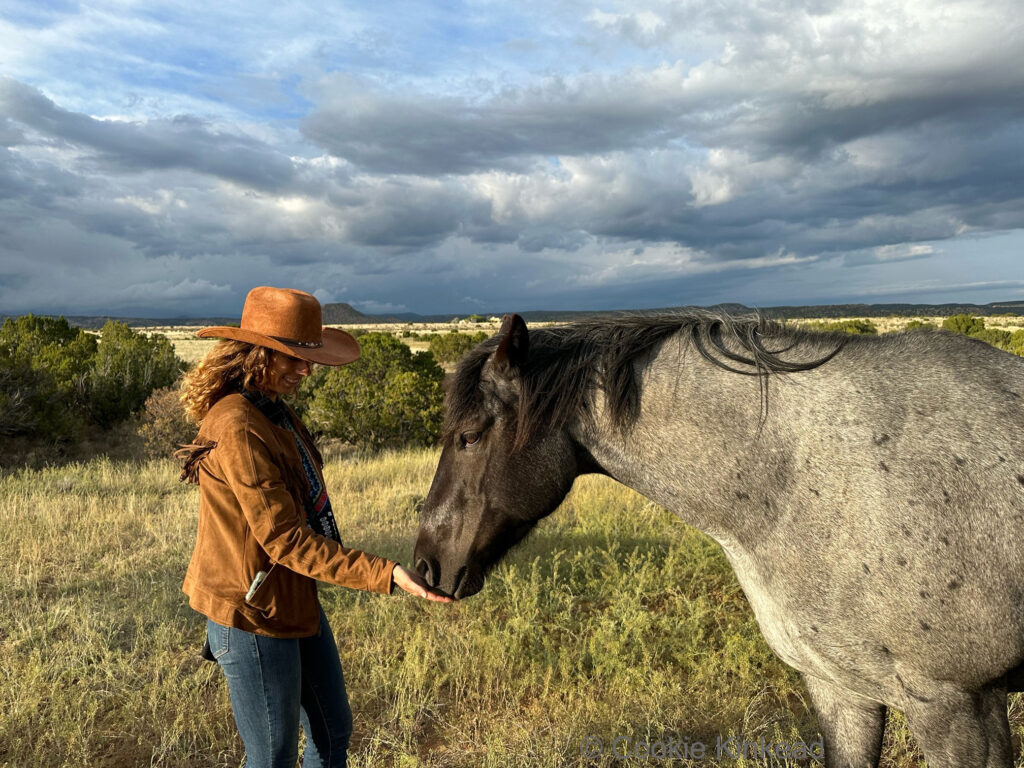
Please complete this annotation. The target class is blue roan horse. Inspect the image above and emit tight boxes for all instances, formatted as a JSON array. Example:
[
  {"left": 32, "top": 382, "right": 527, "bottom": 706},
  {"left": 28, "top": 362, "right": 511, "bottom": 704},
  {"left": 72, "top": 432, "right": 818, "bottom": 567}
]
[{"left": 413, "top": 312, "right": 1024, "bottom": 768}]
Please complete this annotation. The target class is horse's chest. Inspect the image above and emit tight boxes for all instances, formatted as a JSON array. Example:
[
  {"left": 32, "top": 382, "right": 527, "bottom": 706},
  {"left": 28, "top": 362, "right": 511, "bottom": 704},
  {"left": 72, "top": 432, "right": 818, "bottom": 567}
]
[
  {"left": 718, "top": 544, "right": 873, "bottom": 686},
  {"left": 731, "top": 566, "right": 816, "bottom": 669}
]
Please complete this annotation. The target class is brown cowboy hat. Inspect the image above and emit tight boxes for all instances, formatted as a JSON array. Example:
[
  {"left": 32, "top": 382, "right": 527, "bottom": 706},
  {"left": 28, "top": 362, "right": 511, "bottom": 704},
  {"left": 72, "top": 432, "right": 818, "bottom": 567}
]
[{"left": 197, "top": 286, "right": 360, "bottom": 366}]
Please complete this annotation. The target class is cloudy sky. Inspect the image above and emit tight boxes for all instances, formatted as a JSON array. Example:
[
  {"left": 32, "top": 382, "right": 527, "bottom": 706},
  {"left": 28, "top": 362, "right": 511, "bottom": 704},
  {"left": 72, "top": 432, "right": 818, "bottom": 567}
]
[{"left": 1, "top": 0, "right": 1022, "bottom": 317}]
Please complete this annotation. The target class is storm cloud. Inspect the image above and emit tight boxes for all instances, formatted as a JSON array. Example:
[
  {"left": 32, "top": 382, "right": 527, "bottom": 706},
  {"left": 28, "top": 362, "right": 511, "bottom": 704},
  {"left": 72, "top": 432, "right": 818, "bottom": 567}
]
[{"left": 0, "top": 0, "right": 1022, "bottom": 316}]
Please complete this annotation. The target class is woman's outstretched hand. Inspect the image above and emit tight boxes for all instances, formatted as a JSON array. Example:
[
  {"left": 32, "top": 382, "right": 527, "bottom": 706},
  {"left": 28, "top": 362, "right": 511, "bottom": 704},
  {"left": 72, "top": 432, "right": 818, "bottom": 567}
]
[{"left": 392, "top": 564, "right": 454, "bottom": 603}]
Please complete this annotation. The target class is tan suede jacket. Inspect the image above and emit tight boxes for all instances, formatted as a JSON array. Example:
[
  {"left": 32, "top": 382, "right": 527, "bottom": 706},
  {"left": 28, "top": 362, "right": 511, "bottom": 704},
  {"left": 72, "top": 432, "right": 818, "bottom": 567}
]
[{"left": 181, "top": 393, "right": 396, "bottom": 637}]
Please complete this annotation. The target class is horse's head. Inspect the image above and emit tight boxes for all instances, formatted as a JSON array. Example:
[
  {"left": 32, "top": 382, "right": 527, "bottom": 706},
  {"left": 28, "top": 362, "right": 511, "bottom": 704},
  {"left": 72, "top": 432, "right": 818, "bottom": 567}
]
[{"left": 413, "top": 314, "right": 588, "bottom": 599}]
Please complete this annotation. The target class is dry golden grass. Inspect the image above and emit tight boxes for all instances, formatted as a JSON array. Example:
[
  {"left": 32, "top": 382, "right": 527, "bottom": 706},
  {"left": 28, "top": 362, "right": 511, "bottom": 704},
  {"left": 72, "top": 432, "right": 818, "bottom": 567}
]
[
  {"left": 6, "top": 447, "right": 1024, "bottom": 766},
  {"left": 788, "top": 316, "right": 1024, "bottom": 334}
]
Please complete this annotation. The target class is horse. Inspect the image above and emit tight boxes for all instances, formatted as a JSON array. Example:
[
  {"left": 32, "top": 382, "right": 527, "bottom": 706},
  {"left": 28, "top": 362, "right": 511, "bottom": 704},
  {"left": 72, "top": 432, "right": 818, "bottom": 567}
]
[{"left": 412, "top": 311, "right": 1024, "bottom": 768}]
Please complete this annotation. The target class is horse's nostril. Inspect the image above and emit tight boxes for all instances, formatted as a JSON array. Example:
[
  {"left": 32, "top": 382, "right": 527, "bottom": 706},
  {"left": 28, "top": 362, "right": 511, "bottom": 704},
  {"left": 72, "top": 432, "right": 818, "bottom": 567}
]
[
  {"left": 415, "top": 557, "right": 440, "bottom": 587},
  {"left": 452, "top": 565, "right": 468, "bottom": 598}
]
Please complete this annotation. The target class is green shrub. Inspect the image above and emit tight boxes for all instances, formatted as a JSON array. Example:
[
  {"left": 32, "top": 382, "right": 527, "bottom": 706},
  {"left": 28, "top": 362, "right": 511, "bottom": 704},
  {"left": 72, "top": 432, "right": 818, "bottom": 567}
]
[
  {"left": 136, "top": 384, "right": 194, "bottom": 458},
  {"left": 1010, "top": 330, "right": 1024, "bottom": 357},
  {"left": 287, "top": 364, "right": 330, "bottom": 421},
  {"left": 904, "top": 319, "right": 937, "bottom": 331},
  {"left": 969, "top": 328, "right": 1013, "bottom": 351},
  {"left": 428, "top": 330, "right": 490, "bottom": 364},
  {"left": 0, "top": 315, "right": 97, "bottom": 439},
  {"left": 936, "top": 315, "right": 1024, "bottom": 355},
  {"left": 82, "top": 321, "right": 183, "bottom": 429},
  {"left": 1, "top": 316, "right": 185, "bottom": 440},
  {"left": 0, "top": 348, "right": 42, "bottom": 438},
  {"left": 805, "top": 319, "right": 878, "bottom": 335},
  {"left": 306, "top": 333, "right": 444, "bottom": 451},
  {"left": 941, "top": 314, "right": 986, "bottom": 336}
]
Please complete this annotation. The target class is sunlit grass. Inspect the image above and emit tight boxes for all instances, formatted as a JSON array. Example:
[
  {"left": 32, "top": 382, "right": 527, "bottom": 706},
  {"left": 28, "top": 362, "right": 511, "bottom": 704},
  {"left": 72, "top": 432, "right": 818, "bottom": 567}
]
[{"left": 2, "top": 449, "right": 1019, "bottom": 766}]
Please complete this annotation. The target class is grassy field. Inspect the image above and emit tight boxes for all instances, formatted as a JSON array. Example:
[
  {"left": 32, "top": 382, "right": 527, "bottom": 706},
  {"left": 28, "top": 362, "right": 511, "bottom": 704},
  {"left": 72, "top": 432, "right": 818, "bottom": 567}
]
[
  {"left": 7, "top": 447, "right": 1023, "bottom": 767},
  {"left": 5, "top": 314, "right": 1024, "bottom": 765}
]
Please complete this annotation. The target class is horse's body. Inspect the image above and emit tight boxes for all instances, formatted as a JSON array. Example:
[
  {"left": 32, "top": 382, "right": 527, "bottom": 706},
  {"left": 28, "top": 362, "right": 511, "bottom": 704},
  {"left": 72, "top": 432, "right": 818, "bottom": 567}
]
[{"left": 413, "top": 313, "right": 1024, "bottom": 767}]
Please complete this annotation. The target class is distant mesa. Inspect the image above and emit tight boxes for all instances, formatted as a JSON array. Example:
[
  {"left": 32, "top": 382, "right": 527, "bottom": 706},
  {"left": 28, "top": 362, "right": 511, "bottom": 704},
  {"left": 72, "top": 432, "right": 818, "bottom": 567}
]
[{"left": 321, "top": 302, "right": 375, "bottom": 324}]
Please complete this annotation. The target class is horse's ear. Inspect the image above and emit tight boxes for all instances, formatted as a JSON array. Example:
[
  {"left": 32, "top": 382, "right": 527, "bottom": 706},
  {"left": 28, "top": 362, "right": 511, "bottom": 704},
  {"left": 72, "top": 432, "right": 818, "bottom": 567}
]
[{"left": 493, "top": 313, "right": 529, "bottom": 374}]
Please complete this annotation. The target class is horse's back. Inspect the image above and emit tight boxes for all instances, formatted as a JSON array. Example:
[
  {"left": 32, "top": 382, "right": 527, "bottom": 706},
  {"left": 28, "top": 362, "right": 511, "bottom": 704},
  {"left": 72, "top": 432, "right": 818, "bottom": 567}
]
[{"left": 757, "top": 330, "right": 1024, "bottom": 687}]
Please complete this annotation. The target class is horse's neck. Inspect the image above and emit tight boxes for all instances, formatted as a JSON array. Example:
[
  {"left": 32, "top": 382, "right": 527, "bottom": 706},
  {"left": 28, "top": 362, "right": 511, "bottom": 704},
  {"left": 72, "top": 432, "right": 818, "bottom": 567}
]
[{"left": 571, "top": 338, "right": 786, "bottom": 540}]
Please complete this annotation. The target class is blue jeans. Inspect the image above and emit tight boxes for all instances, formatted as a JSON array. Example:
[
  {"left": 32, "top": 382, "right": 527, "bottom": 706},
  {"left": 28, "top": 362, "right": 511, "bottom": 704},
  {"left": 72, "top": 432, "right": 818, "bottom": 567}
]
[{"left": 206, "top": 607, "right": 352, "bottom": 768}]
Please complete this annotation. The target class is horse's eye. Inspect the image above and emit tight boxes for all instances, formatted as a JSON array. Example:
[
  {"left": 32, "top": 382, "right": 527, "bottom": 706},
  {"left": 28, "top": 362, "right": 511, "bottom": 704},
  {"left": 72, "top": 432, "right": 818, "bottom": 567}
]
[{"left": 462, "top": 431, "right": 482, "bottom": 446}]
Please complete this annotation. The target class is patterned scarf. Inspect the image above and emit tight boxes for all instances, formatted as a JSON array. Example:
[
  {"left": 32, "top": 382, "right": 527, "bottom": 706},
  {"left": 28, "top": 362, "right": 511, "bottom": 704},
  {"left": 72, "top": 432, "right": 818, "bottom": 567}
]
[{"left": 240, "top": 389, "right": 342, "bottom": 544}]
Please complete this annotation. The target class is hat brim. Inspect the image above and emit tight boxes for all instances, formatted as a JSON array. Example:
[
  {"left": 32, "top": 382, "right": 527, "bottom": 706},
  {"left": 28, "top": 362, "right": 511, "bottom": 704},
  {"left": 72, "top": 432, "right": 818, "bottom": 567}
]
[{"left": 196, "top": 326, "right": 360, "bottom": 366}]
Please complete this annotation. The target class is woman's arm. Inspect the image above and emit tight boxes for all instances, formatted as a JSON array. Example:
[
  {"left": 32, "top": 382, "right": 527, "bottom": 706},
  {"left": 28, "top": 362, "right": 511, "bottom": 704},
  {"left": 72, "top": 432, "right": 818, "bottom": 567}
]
[{"left": 216, "top": 417, "right": 396, "bottom": 594}]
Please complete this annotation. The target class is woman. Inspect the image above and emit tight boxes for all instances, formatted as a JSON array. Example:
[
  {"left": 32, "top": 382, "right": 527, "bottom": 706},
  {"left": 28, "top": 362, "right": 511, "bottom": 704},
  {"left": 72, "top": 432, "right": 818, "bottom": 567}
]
[{"left": 177, "top": 286, "right": 450, "bottom": 768}]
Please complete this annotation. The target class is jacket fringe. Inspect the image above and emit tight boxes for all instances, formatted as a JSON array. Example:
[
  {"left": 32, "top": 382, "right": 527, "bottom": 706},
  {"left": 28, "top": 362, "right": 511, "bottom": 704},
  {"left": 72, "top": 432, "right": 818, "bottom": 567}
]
[{"left": 175, "top": 441, "right": 217, "bottom": 484}]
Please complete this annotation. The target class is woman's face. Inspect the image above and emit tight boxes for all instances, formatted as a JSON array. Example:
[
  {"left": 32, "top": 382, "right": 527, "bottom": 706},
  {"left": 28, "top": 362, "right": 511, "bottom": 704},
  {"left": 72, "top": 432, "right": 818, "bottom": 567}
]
[{"left": 265, "top": 350, "right": 312, "bottom": 396}]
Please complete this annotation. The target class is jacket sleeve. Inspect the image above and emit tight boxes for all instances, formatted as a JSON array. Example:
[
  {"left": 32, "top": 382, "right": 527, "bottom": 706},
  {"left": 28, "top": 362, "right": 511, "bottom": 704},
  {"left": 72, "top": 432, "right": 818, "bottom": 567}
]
[{"left": 216, "top": 416, "right": 396, "bottom": 595}]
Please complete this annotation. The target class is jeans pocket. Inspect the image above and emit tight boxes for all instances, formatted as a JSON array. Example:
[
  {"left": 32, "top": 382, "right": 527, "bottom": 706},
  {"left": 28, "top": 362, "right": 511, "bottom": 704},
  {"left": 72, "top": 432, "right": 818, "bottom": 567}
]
[{"left": 206, "top": 619, "right": 231, "bottom": 660}]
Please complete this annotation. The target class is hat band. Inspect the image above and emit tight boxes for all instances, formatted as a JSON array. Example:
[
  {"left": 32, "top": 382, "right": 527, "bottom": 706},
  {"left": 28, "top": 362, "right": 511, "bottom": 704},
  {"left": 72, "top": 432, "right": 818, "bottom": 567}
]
[{"left": 271, "top": 335, "right": 323, "bottom": 349}]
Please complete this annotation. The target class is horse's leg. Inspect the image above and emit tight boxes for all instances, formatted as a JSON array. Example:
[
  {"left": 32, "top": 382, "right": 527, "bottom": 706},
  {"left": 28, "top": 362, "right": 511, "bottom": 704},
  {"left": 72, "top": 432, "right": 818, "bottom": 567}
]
[
  {"left": 901, "top": 681, "right": 1012, "bottom": 768},
  {"left": 803, "top": 675, "right": 886, "bottom": 768}
]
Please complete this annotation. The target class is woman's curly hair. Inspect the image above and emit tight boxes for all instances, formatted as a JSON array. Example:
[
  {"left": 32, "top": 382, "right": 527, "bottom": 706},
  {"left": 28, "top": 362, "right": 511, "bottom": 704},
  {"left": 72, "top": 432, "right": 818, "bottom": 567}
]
[{"left": 180, "top": 340, "right": 274, "bottom": 425}]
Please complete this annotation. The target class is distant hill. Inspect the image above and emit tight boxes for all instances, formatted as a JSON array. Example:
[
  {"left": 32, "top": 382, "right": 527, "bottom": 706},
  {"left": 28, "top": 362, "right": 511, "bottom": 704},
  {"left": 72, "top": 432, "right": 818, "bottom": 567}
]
[
  {"left": 321, "top": 302, "right": 375, "bottom": 324},
  {"left": 335, "top": 300, "right": 1024, "bottom": 323},
  {"left": 5, "top": 299, "right": 1023, "bottom": 329},
  {"left": 753, "top": 300, "right": 1024, "bottom": 319}
]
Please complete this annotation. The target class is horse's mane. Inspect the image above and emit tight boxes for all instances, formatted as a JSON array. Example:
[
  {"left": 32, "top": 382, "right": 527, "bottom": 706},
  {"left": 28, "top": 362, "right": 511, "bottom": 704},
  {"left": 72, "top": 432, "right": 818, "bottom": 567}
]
[{"left": 446, "top": 311, "right": 846, "bottom": 447}]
